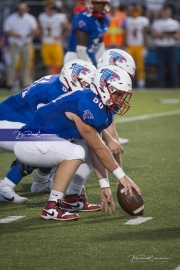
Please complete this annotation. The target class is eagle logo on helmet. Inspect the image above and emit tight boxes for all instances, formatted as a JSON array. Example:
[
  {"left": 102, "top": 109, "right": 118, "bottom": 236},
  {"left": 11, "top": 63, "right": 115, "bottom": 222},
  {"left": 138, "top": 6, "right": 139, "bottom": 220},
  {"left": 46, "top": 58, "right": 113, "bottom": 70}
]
[
  {"left": 109, "top": 51, "right": 127, "bottom": 65},
  {"left": 99, "top": 68, "right": 120, "bottom": 89},
  {"left": 70, "top": 63, "right": 90, "bottom": 84}
]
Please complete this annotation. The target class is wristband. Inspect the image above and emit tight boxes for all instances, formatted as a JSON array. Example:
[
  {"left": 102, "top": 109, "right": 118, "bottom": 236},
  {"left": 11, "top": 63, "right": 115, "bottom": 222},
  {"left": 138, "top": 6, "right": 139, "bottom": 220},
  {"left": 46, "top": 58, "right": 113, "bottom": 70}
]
[
  {"left": 112, "top": 167, "right": 125, "bottom": 179},
  {"left": 98, "top": 178, "right": 110, "bottom": 188}
]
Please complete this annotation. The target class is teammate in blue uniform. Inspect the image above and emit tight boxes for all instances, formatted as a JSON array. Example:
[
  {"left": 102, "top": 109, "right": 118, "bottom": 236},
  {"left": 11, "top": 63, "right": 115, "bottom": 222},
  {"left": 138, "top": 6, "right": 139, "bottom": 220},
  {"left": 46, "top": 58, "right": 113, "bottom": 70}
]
[
  {"left": 0, "top": 75, "right": 68, "bottom": 124},
  {"left": 64, "top": 0, "right": 110, "bottom": 65},
  {"left": 0, "top": 60, "right": 96, "bottom": 203},
  {"left": 13, "top": 65, "right": 141, "bottom": 221}
]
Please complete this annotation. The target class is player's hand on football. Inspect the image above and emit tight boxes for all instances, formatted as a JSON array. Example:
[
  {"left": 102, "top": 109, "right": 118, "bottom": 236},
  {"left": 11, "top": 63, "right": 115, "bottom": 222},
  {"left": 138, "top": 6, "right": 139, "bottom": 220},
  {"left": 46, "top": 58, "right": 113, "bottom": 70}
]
[
  {"left": 100, "top": 187, "right": 115, "bottom": 214},
  {"left": 106, "top": 138, "right": 124, "bottom": 156},
  {"left": 118, "top": 176, "right": 141, "bottom": 196}
]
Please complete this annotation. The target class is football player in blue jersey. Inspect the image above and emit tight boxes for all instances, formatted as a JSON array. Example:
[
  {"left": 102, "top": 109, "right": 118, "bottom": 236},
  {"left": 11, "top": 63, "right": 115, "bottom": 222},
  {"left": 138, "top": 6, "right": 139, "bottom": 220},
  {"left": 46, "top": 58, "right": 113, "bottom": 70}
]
[
  {"left": 13, "top": 65, "right": 141, "bottom": 221},
  {"left": 64, "top": 0, "right": 110, "bottom": 66},
  {"left": 97, "top": 48, "right": 136, "bottom": 163},
  {"left": 0, "top": 59, "right": 97, "bottom": 204}
]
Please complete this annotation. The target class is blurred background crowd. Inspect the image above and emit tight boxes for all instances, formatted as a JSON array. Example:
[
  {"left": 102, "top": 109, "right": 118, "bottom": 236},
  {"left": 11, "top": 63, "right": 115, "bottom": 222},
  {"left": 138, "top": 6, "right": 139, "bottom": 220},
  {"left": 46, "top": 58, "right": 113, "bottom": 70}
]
[{"left": 0, "top": 0, "right": 180, "bottom": 91}]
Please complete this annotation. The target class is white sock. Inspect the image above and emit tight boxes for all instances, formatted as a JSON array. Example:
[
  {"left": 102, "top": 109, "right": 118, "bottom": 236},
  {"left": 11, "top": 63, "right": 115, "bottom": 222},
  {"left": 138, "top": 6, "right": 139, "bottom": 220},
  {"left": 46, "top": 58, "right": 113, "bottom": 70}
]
[
  {"left": 66, "top": 162, "right": 93, "bottom": 196},
  {"left": 3, "top": 177, "right": 16, "bottom": 189},
  {"left": 49, "top": 189, "right": 64, "bottom": 201},
  {"left": 35, "top": 170, "right": 49, "bottom": 181}
]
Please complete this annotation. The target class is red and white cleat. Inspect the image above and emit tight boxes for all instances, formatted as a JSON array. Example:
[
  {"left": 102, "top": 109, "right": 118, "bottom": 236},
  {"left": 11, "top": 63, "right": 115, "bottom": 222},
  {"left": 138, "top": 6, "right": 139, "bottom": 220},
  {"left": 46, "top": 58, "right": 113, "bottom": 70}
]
[
  {"left": 62, "top": 194, "right": 101, "bottom": 212},
  {"left": 41, "top": 199, "right": 79, "bottom": 221}
]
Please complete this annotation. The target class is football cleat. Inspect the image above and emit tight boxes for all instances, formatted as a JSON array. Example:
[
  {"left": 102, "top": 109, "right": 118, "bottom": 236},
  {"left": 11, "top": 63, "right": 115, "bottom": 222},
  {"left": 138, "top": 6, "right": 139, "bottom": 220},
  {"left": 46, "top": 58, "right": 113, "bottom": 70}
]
[
  {"left": 31, "top": 171, "right": 52, "bottom": 193},
  {"left": 41, "top": 199, "right": 79, "bottom": 221},
  {"left": 62, "top": 194, "right": 101, "bottom": 212},
  {"left": 119, "top": 137, "right": 129, "bottom": 145},
  {"left": 0, "top": 180, "right": 28, "bottom": 204}
]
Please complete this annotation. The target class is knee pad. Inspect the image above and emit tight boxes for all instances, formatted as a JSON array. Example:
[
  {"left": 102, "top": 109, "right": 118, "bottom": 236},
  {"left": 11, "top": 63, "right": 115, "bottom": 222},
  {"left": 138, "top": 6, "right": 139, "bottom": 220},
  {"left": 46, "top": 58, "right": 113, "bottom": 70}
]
[
  {"left": 20, "top": 163, "right": 35, "bottom": 177},
  {"left": 39, "top": 167, "right": 52, "bottom": 174},
  {"left": 11, "top": 159, "right": 35, "bottom": 177}
]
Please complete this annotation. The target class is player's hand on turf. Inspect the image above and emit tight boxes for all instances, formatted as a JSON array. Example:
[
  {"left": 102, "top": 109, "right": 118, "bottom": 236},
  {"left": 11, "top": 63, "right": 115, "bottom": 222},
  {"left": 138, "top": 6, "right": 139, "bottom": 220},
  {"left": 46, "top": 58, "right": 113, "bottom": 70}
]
[
  {"left": 100, "top": 187, "right": 115, "bottom": 214},
  {"left": 118, "top": 176, "right": 141, "bottom": 196},
  {"left": 106, "top": 138, "right": 124, "bottom": 156}
]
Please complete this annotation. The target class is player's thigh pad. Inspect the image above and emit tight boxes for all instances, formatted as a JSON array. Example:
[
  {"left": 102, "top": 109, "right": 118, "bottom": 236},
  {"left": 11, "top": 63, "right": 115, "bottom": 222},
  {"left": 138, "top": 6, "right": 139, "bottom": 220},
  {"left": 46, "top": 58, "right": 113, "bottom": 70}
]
[
  {"left": 75, "top": 140, "right": 90, "bottom": 163},
  {"left": 0, "top": 120, "right": 25, "bottom": 152},
  {"left": 14, "top": 140, "right": 86, "bottom": 167}
]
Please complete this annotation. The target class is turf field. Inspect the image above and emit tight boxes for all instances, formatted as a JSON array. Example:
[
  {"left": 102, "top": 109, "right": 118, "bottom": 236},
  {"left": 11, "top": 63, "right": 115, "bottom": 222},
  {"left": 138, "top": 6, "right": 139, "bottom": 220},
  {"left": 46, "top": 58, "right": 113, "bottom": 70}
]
[{"left": 0, "top": 89, "right": 180, "bottom": 270}]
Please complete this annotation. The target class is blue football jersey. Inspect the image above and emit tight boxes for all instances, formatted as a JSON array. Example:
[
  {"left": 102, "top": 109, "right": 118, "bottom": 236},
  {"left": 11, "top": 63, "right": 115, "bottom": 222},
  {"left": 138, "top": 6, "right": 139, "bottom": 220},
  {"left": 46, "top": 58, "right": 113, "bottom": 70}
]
[
  {"left": 22, "top": 89, "right": 113, "bottom": 140},
  {"left": 0, "top": 75, "right": 68, "bottom": 123},
  {"left": 67, "top": 10, "right": 110, "bottom": 65}
]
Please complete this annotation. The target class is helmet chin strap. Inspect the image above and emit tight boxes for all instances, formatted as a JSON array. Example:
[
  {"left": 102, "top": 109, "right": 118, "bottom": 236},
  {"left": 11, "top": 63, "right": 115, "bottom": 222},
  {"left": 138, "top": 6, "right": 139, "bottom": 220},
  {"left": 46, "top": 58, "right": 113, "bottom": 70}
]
[{"left": 64, "top": 77, "right": 72, "bottom": 92}]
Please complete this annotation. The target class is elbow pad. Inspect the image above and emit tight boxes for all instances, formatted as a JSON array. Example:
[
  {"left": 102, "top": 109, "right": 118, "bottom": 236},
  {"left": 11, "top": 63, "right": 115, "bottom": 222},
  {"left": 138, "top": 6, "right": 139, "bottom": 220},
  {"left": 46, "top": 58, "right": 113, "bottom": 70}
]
[{"left": 76, "top": 45, "right": 92, "bottom": 63}]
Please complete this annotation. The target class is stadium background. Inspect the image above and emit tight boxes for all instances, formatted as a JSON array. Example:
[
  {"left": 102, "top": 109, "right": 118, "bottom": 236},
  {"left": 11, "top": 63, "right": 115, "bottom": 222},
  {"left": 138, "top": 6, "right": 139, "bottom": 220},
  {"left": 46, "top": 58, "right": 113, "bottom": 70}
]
[{"left": 1, "top": 0, "right": 180, "bottom": 88}]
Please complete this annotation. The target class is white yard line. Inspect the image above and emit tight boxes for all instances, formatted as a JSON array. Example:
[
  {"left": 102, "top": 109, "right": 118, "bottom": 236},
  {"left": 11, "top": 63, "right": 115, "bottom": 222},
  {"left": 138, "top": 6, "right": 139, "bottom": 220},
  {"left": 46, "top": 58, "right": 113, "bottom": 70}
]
[
  {"left": 124, "top": 217, "right": 153, "bottom": 225},
  {"left": 115, "top": 110, "right": 180, "bottom": 124},
  {"left": 173, "top": 266, "right": 180, "bottom": 270},
  {"left": 0, "top": 216, "right": 25, "bottom": 223}
]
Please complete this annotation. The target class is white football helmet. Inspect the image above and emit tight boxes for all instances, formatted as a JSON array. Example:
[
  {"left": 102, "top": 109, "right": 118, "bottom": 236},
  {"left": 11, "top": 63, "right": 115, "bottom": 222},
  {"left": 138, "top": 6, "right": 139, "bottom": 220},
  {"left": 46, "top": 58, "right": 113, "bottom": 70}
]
[
  {"left": 86, "top": 0, "right": 110, "bottom": 18},
  {"left": 97, "top": 49, "right": 136, "bottom": 78},
  {"left": 59, "top": 59, "right": 96, "bottom": 91},
  {"left": 90, "top": 65, "right": 133, "bottom": 116}
]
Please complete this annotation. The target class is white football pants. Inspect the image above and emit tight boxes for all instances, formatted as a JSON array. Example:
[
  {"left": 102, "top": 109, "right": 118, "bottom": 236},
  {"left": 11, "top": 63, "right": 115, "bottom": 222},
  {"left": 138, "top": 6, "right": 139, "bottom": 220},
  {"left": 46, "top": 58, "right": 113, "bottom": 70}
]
[
  {"left": 0, "top": 120, "right": 25, "bottom": 152},
  {"left": 14, "top": 139, "right": 90, "bottom": 168}
]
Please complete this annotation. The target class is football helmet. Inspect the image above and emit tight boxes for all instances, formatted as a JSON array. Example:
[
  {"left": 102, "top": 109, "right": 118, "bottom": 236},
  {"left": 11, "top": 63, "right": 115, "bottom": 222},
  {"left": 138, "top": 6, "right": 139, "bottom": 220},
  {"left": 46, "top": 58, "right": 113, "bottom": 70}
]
[
  {"left": 97, "top": 49, "right": 136, "bottom": 78},
  {"left": 86, "top": 0, "right": 110, "bottom": 18},
  {"left": 59, "top": 60, "right": 96, "bottom": 91},
  {"left": 90, "top": 65, "right": 133, "bottom": 116}
]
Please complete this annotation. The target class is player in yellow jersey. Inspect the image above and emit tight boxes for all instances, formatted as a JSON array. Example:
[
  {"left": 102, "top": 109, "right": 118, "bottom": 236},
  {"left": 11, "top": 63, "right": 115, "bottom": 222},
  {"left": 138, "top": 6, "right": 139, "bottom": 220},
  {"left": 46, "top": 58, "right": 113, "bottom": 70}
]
[
  {"left": 38, "top": 0, "right": 70, "bottom": 75},
  {"left": 124, "top": 3, "right": 149, "bottom": 88}
]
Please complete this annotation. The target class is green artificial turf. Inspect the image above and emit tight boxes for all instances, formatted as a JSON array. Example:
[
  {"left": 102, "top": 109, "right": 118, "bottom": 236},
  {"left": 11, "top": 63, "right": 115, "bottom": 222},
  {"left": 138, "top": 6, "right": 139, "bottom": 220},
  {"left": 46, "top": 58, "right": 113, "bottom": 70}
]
[{"left": 0, "top": 90, "right": 180, "bottom": 270}]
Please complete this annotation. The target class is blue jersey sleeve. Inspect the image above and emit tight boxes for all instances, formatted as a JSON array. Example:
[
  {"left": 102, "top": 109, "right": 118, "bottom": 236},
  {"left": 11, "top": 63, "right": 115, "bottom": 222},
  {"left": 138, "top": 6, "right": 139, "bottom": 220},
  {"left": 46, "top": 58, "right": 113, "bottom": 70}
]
[{"left": 77, "top": 91, "right": 113, "bottom": 133}]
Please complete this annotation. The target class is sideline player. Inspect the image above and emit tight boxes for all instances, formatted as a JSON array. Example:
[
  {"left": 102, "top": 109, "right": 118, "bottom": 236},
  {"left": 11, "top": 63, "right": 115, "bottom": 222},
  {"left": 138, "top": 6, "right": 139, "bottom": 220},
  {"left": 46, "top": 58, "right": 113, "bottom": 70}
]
[
  {"left": 38, "top": 0, "right": 71, "bottom": 75},
  {"left": 64, "top": 0, "right": 110, "bottom": 66},
  {"left": 13, "top": 65, "right": 141, "bottom": 221},
  {"left": 124, "top": 3, "right": 149, "bottom": 88}
]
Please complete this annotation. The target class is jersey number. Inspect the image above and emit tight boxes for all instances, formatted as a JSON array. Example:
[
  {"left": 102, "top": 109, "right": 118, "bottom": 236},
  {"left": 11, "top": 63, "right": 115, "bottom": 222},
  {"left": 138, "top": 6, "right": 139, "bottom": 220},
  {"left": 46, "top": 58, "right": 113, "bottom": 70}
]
[
  {"left": 93, "top": 97, "right": 103, "bottom": 109},
  {"left": 21, "top": 76, "right": 53, "bottom": 98}
]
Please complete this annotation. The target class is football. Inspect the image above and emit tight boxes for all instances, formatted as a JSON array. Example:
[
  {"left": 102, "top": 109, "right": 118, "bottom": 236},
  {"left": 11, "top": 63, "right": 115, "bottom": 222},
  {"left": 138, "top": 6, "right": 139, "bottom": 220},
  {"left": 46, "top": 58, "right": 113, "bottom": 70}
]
[{"left": 117, "top": 183, "right": 144, "bottom": 216}]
